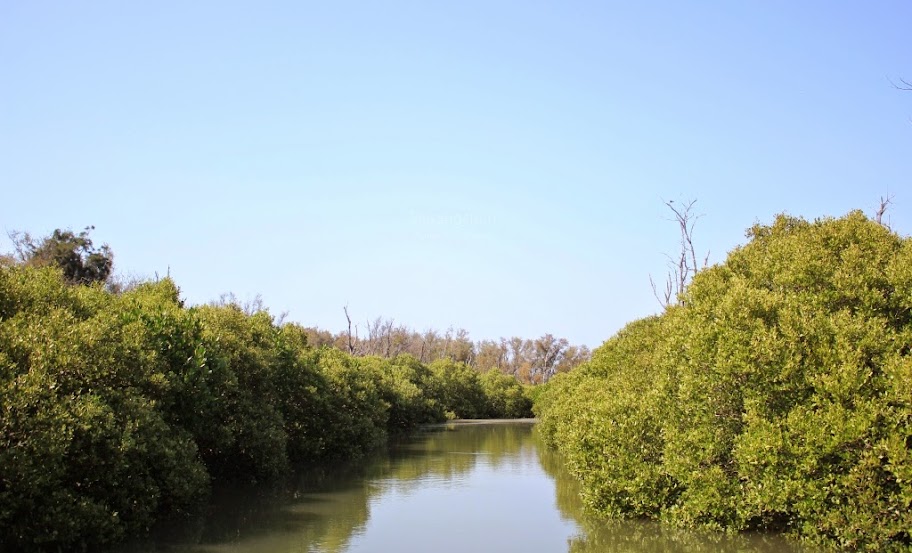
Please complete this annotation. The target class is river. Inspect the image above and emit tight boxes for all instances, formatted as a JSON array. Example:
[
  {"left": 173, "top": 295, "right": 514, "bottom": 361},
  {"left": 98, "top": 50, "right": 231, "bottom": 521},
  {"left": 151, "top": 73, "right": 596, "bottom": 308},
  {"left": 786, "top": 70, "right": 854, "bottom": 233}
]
[{"left": 122, "top": 420, "right": 814, "bottom": 553}]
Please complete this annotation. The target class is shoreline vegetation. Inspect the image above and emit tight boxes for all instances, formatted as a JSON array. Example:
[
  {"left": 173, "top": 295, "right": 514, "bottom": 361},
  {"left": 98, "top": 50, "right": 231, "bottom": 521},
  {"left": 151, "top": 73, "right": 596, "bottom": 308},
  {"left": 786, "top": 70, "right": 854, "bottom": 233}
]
[
  {"left": 0, "top": 259, "right": 536, "bottom": 551},
  {"left": 535, "top": 211, "right": 912, "bottom": 551},
  {"left": 2, "top": 209, "right": 911, "bottom": 551}
]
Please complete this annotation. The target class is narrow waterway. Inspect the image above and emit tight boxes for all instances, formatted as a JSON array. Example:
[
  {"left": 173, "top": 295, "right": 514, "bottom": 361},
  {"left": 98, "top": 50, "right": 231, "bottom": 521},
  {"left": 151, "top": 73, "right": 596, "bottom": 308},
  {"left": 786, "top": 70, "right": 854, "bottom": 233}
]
[{"left": 125, "top": 421, "right": 813, "bottom": 553}]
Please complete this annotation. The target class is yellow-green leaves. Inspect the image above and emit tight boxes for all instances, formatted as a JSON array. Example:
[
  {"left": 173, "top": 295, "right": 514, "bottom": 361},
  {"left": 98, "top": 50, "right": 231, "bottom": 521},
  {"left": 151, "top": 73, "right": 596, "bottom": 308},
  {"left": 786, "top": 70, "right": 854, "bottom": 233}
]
[
  {"left": 1, "top": 263, "right": 540, "bottom": 550},
  {"left": 535, "top": 211, "right": 912, "bottom": 550}
]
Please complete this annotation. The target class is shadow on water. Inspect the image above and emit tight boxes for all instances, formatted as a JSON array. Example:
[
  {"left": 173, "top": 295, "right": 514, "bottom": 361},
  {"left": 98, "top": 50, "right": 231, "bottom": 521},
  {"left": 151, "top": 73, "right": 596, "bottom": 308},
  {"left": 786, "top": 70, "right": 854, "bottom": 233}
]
[{"left": 116, "top": 420, "right": 816, "bottom": 553}]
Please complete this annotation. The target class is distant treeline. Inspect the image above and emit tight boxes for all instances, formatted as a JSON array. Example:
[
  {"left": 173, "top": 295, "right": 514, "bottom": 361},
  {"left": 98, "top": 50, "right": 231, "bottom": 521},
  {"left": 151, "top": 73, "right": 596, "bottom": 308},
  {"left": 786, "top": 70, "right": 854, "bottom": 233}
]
[
  {"left": 534, "top": 211, "right": 912, "bottom": 551},
  {"left": 0, "top": 258, "right": 534, "bottom": 551},
  {"left": 3, "top": 227, "right": 591, "bottom": 386},
  {"left": 299, "top": 319, "right": 590, "bottom": 384}
]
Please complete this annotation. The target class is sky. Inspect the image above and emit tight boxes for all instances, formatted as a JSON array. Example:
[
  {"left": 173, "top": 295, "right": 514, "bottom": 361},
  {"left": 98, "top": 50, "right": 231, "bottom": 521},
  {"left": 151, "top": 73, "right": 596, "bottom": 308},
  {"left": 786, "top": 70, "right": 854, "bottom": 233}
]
[{"left": 1, "top": 1, "right": 910, "bottom": 348}]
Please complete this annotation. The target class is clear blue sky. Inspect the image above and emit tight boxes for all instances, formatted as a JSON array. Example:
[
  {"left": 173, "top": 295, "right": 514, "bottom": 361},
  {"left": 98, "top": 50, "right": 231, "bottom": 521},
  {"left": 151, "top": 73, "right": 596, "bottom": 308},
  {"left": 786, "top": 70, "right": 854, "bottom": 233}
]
[{"left": 1, "top": 1, "right": 910, "bottom": 348}]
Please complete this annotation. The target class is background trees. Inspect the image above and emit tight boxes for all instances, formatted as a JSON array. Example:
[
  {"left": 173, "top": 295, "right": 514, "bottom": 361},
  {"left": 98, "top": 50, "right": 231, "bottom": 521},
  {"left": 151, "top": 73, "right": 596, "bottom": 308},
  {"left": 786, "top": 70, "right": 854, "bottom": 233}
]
[
  {"left": 298, "top": 320, "right": 589, "bottom": 384},
  {"left": 8, "top": 227, "right": 113, "bottom": 286}
]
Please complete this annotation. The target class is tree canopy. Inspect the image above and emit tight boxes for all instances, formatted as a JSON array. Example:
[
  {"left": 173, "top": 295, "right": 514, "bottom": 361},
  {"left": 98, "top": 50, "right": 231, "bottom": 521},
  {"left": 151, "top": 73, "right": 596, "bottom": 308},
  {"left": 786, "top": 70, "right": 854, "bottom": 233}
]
[
  {"left": 9, "top": 226, "right": 113, "bottom": 285},
  {"left": 0, "top": 263, "right": 532, "bottom": 551},
  {"left": 535, "top": 211, "right": 912, "bottom": 551}
]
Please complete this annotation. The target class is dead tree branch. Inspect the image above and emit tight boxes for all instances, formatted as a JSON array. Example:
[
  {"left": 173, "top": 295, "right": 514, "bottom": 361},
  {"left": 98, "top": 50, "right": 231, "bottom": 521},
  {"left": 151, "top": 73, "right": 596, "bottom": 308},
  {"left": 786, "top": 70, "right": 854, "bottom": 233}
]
[
  {"left": 343, "top": 304, "right": 355, "bottom": 355},
  {"left": 874, "top": 194, "right": 893, "bottom": 228},
  {"left": 889, "top": 77, "right": 912, "bottom": 91},
  {"left": 650, "top": 199, "right": 707, "bottom": 308}
]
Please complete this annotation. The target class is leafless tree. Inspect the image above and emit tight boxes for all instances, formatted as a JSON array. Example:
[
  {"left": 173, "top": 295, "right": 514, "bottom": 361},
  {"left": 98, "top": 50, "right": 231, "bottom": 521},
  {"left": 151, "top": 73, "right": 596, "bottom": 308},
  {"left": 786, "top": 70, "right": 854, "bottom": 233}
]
[
  {"left": 362, "top": 316, "right": 400, "bottom": 357},
  {"left": 7, "top": 230, "right": 33, "bottom": 261},
  {"left": 216, "top": 292, "right": 266, "bottom": 315},
  {"left": 650, "top": 199, "right": 708, "bottom": 308},
  {"left": 312, "top": 313, "right": 590, "bottom": 383},
  {"left": 532, "top": 334, "right": 569, "bottom": 383},
  {"left": 343, "top": 304, "right": 355, "bottom": 355},
  {"left": 874, "top": 194, "right": 894, "bottom": 228}
]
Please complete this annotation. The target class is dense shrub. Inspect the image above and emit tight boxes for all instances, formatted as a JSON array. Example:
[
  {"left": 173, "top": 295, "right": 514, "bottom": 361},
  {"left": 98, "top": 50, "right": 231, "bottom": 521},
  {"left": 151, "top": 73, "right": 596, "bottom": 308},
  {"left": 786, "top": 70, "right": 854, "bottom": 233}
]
[
  {"left": 193, "top": 305, "right": 289, "bottom": 481},
  {"left": 311, "top": 348, "right": 389, "bottom": 459},
  {"left": 535, "top": 315, "right": 678, "bottom": 518},
  {"left": 480, "top": 369, "right": 534, "bottom": 418},
  {"left": 428, "top": 358, "right": 487, "bottom": 419},
  {"left": 376, "top": 354, "right": 447, "bottom": 432},
  {"left": 270, "top": 324, "right": 337, "bottom": 463},
  {"left": 0, "top": 263, "right": 537, "bottom": 550},
  {"left": 0, "top": 268, "right": 208, "bottom": 551},
  {"left": 536, "top": 212, "right": 912, "bottom": 550}
]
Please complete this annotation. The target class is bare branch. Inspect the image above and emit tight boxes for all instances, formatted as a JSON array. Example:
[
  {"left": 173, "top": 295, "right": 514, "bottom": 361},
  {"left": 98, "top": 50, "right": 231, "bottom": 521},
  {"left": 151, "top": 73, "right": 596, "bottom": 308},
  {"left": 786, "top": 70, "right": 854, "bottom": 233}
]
[
  {"left": 7, "top": 230, "right": 34, "bottom": 261},
  {"left": 343, "top": 304, "right": 355, "bottom": 355},
  {"left": 649, "top": 274, "right": 673, "bottom": 307},
  {"left": 651, "top": 199, "right": 707, "bottom": 308},
  {"left": 874, "top": 194, "right": 893, "bottom": 228},
  {"left": 889, "top": 77, "right": 912, "bottom": 91}
]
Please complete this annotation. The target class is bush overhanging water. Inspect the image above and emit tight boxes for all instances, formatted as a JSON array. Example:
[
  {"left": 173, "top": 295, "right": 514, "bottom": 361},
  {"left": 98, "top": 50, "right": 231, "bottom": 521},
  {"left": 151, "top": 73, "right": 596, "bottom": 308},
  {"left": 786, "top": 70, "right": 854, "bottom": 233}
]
[
  {"left": 0, "top": 268, "right": 532, "bottom": 551},
  {"left": 534, "top": 211, "right": 912, "bottom": 551}
]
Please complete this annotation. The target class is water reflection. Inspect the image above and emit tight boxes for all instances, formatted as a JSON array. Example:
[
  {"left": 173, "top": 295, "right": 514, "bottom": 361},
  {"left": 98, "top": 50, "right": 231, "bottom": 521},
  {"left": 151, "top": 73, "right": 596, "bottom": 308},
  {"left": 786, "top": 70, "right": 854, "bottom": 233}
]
[{"left": 121, "top": 421, "right": 813, "bottom": 553}]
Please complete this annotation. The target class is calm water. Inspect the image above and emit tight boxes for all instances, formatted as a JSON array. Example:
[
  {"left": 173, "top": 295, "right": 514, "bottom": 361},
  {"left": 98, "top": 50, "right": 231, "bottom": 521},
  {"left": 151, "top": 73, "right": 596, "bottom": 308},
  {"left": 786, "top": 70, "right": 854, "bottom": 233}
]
[{"left": 125, "top": 421, "right": 813, "bottom": 553}]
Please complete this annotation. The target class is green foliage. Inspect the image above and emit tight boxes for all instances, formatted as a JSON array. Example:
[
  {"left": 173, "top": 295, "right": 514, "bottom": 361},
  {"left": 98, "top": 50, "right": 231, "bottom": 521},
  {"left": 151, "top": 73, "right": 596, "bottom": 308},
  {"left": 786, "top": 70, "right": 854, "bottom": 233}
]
[
  {"left": 0, "top": 259, "right": 536, "bottom": 550},
  {"left": 378, "top": 354, "right": 447, "bottom": 431},
  {"left": 311, "top": 348, "right": 389, "bottom": 459},
  {"left": 535, "top": 212, "right": 912, "bottom": 551},
  {"left": 11, "top": 227, "right": 113, "bottom": 285},
  {"left": 270, "top": 324, "right": 337, "bottom": 463},
  {"left": 0, "top": 267, "right": 208, "bottom": 551},
  {"left": 428, "top": 358, "right": 487, "bottom": 419},
  {"left": 535, "top": 315, "right": 679, "bottom": 519},
  {"left": 194, "top": 305, "right": 290, "bottom": 481},
  {"left": 479, "top": 369, "right": 534, "bottom": 418}
]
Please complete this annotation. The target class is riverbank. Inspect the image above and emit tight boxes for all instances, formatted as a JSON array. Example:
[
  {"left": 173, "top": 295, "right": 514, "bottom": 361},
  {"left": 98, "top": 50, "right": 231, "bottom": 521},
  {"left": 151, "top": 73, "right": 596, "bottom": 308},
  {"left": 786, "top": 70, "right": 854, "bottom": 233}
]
[
  {"left": 534, "top": 212, "right": 912, "bottom": 551},
  {"left": 423, "top": 418, "right": 538, "bottom": 428},
  {"left": 0, "top": 266, "right": 534, "bottom": 552}
]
